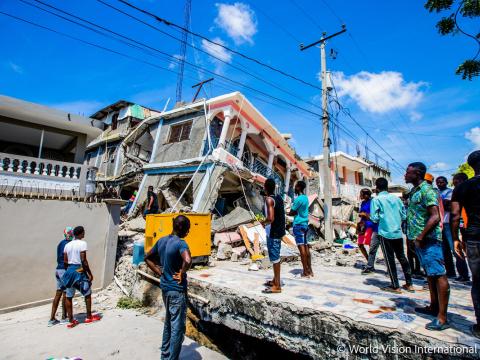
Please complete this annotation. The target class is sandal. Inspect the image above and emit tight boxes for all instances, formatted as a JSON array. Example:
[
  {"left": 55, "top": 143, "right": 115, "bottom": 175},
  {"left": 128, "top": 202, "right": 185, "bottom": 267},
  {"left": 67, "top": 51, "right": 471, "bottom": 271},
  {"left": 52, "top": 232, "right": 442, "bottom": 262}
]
[
  {"left": 381, "top": 286, "right": 401, "bottom": 294},
  {"left": 85, "top": 314, "right": 102, "bottom": 324},
  {"left": 425, "top": 319, "right": 450, "bottom": 331},
  {"left": 401, "top": 284, "right": 415, "bottom": 293},
  {"left": 263, "top": 280, "right": 274, "bottom": 287},
  {"left": 67, "top": 319, "right": 79, "bottom": 328},
  {"left": 262, "top": 287, "right": 282, "bottom": 294}
]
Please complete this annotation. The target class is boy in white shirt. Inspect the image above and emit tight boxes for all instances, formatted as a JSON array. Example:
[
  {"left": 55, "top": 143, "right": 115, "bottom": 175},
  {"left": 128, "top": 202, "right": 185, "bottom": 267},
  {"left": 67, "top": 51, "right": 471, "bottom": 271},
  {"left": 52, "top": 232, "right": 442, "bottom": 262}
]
[{"left": 62, "top": 226, "right": 100, "bottom": 328}]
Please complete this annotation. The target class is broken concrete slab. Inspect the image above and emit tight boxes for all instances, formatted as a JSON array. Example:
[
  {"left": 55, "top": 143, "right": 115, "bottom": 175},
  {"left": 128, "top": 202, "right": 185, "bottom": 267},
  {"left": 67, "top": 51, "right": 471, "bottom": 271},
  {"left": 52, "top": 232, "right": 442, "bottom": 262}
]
[
  {"left": 125, "top": 217, "right": 146, "bottom": 232},
  {"left": 231, "top": 245, "right": 247, "bottom": 258},
  {"left": 213, "top": 232, "right": 243, "bottom": 247},
  {"left": 211, "top": 206, "right": 253, "bottom": 233},
  {"left": 216, "top": 243, "right": 233, "bottom": 260}
]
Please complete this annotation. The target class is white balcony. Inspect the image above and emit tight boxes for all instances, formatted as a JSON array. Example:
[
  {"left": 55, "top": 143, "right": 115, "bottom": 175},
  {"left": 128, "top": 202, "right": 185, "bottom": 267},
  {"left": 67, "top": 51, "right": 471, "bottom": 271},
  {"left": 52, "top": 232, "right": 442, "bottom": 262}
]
[{"left": 0, "top": 152, "right": 97, "bottom": 197}]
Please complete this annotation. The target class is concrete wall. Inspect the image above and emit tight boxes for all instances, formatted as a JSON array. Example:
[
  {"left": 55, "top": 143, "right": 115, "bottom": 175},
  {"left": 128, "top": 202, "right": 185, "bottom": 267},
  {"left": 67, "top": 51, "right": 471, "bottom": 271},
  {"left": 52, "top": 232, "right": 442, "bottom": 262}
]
[
  {"left": 0, "top": 197, "right": 120, "bottom": 312},
  {"left": 153, "top": 112, "right": 206, "bottom": 164}
]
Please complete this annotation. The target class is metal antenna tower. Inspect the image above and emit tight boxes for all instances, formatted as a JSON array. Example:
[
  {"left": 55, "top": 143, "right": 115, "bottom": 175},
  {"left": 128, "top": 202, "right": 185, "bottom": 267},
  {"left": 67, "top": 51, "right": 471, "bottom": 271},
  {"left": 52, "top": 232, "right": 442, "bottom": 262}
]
[{"left": 176, "top": 0, "right": 191, "bottom": 103}]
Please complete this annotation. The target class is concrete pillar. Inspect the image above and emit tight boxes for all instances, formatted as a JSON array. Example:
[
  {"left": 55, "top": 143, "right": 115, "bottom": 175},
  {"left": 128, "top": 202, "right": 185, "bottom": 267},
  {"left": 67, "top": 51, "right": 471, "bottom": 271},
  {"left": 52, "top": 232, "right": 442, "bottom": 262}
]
[
  {"left": 218, "top": 112, "right": 232, "bottom": 148},
  {"left": 267, "top": 152, "right": 274, "bottom": 170},
  {"left": 236, "top": 128, "right": 248, "bottom": 159},
  {"left": 74, "top": 134, "right": 87, "bottom": 164},
  {"left": 284, "top": 164, "right": 291, "bottom": 194}
]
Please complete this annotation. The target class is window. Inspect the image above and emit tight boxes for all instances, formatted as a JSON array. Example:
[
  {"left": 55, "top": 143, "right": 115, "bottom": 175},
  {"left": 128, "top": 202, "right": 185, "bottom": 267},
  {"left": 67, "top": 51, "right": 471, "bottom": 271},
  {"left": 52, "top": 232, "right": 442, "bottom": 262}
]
[
  {"left": 111, "top": 113, "right": 119, "bottom": 130},
  {"left": 168, "top": 121, "right": 192, "bottom": 143}
]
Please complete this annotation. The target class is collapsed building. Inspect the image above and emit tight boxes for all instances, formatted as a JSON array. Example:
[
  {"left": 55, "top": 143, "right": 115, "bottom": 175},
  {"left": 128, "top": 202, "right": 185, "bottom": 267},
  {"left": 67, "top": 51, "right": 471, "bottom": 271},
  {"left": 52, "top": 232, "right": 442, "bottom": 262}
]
[
  {"left": 86, "top": 92, "right": 312, "bottom": 221},
  {"left": 85, "top": 100, "right": 163, "bottom": 198}
]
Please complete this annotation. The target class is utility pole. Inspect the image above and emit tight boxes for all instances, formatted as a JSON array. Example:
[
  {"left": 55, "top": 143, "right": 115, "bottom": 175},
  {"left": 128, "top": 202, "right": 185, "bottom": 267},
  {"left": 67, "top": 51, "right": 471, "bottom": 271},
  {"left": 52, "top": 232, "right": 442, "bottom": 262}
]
[
  {"left": 300, "top": 25, "right": 346, "bottom": 244},
  {"left": 191, "top": 77, "right": 214, "bottom": 102}
]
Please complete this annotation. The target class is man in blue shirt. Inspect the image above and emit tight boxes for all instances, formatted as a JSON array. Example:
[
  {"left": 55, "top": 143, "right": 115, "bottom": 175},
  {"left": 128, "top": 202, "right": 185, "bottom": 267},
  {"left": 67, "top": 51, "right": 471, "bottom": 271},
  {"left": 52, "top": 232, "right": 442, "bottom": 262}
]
[
  {"left": 48, "top": 226, "right": 73, "bottom": 327},
  {"left": 288, "top": 180, "right": 313, "bottom": 278},
  {"left": 145, "top": 215, "right": 192, "bottom": 360},
  {"left": 370, "top": 178, "right": 413, "bottom": 293}
]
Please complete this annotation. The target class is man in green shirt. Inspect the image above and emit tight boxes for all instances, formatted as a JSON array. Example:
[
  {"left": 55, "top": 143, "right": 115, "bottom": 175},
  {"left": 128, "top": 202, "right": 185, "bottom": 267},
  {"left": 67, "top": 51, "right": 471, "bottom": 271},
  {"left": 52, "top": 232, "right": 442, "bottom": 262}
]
[
  {"left": 288, "top": 180, "right": 313, "bottom": 278},
  {"left": 406, "top": 162, "right": 450, "bottom": 331},
  {"left": 370, "top": 178, "right": 413, "bottom": 293}
]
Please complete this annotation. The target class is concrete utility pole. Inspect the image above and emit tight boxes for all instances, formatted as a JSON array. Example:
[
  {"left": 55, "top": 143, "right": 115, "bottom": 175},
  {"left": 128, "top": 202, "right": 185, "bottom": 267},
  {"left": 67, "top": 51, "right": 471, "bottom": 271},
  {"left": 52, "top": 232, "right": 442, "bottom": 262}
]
[{"left": 300, "top": 25, "right": 346, "bottom": 243}]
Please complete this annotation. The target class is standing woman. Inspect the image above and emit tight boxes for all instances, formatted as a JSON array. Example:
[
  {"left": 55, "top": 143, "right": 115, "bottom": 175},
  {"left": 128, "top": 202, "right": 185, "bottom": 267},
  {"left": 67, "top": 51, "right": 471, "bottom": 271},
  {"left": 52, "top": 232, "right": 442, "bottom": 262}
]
[{"left": 357, "top": 189, "right": 377, "bottom": 261}]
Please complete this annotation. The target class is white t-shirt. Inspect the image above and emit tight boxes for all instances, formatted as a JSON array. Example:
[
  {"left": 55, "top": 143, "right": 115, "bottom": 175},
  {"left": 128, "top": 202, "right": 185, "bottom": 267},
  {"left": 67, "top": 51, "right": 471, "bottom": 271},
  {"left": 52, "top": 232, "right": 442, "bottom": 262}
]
[{"left": 64, "top": 239, "right": 88, "bottom": 265}]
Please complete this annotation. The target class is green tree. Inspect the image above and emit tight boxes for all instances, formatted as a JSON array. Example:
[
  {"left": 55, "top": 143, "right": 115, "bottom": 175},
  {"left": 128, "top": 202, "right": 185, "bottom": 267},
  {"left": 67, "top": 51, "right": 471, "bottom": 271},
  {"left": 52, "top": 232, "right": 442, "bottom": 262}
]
[
  {"left": 425, "top": 0, "right": 480, "bottom": 80},
  {"left": 456, "top": 162, "right": 475, "bottom": 177}
]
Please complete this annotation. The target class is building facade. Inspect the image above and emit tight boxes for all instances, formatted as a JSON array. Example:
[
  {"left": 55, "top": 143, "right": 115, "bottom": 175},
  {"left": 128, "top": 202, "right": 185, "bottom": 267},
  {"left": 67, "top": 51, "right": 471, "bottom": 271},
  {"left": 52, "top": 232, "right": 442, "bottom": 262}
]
[{"left": 0, "top": 95, "right": 101, "bottom": 197}]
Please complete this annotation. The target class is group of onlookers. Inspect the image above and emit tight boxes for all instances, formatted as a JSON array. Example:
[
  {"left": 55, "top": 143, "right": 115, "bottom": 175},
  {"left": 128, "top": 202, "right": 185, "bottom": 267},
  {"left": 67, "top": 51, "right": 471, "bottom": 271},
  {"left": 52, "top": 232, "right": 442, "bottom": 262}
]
[{"left": 357, "top": 150, "right": 480, "bottom": 336}]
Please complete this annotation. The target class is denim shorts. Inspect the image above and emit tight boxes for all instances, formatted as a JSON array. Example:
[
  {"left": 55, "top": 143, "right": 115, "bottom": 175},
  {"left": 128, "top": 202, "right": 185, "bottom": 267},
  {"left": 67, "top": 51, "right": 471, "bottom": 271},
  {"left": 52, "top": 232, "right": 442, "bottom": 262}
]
[
  {"left": 293, "top": 224, "right": 308, "bottom": 245},
  {"left": 267, "top": 236, "right": 281, "bottom": 264},
  {"left": 55, "top": 269, "right": 66, "bottom": 291},
  {"left": 415, "top": 238, "right": 446, "bottom": 277}
]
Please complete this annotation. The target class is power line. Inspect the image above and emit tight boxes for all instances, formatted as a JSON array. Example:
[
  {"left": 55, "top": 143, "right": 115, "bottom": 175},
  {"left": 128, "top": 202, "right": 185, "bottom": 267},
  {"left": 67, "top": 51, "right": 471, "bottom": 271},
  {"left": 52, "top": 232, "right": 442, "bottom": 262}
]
[
  {"left": 94, "top": 0, "right": 325, "bottom": 111},
  {"left": 288, "top": 0, "right": 324, "bottom": 32},
  {"left": 114, "top": 0, "right": 323, "bottom": 91},
  {"left": 28, "top": 0, "right": 328, "bottom": 117}
]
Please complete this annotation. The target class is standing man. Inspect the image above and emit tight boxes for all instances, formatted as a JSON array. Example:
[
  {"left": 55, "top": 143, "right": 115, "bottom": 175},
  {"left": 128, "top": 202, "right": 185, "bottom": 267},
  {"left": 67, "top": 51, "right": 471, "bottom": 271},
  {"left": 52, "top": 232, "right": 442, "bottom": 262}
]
[
  {"left": 451, "top": 150, "right": 480, "bottom": 338},
  {"left": 144, "top": 185, "right": 159, "bottom": 218},
  {"left": 145, "top": 215, "right": 192, "bottom": 360},
  {"left": 370, "top": 178, "right": 413, "bottom": 293},
  {"left": 288, "top": 180, "right": 313, "bottom": 278},
  {"left": 262, "top": 178, "right": 286, "bottom": 294},
  {"left": 48, "top": 226, "right": 74, "bottom": 326},
  {"left": 62, "top": 226, "right": 100, "bottom": 328},
  {"left": 437, "top": 176, "right": 470, "bottom": 281},
  {"left": 406, "top": 162, "right": 450, "bottom": 331},
  {"left": 357, "top": 189, "right": 378, "bottom": 263}
]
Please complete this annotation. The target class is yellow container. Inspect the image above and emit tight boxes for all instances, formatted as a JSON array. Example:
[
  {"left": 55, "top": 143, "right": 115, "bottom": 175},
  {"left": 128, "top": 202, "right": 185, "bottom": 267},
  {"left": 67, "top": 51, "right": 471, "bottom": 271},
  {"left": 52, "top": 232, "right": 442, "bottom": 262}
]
[{"left": 144, "top": 213, "right": 211, "bottom": 258}]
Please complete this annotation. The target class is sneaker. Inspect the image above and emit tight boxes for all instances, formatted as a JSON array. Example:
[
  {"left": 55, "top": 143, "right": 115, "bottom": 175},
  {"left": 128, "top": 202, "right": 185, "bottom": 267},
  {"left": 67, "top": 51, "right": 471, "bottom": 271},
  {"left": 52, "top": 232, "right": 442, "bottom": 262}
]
[
  {"left": 455, "top": 276, "right": 470, "bottom": 283},
  {"left": 471, "top": 324, "right": 480, "bottom": 339},
  {"left": 67, "top": 319, "right": 79, "bottom": 328},
  {"left": 59, "top": 318, "right": 70, "bottom": 324},
  {"left": 47, "top": 319, "right": 59, "bottom": 327}
]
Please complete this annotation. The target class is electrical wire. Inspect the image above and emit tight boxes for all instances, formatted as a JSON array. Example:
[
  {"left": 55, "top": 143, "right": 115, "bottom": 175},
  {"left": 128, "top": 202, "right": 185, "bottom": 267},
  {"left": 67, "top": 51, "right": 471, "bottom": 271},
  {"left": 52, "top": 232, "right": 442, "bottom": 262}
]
[{"left": 114, "top": 0, "right": 323, "bottom": 91}]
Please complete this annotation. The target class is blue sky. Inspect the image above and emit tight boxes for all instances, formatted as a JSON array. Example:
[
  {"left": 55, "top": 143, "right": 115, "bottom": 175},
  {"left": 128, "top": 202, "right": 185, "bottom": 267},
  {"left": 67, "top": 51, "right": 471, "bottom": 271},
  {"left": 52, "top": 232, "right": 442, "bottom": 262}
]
[{"left": 1, "top": 0, "right": 479, "bottom": 183}]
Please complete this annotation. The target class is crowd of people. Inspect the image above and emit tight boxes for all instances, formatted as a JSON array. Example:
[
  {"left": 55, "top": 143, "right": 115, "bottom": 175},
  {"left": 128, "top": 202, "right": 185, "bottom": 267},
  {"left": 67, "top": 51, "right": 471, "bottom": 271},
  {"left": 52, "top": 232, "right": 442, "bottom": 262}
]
[
  {"left": 353, "top": 150, "right": 480, "bottom": 335},
  {"left": 47, "top": 150, "right": 480, "bottom": 359}
]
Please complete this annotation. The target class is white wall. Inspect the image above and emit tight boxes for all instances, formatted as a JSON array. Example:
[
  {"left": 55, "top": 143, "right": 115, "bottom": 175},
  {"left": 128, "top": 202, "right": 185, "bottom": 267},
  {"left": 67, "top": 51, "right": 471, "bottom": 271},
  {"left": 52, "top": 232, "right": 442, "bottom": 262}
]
[{"left": 0, "top": 198, "right": 120, "bottom": 312}]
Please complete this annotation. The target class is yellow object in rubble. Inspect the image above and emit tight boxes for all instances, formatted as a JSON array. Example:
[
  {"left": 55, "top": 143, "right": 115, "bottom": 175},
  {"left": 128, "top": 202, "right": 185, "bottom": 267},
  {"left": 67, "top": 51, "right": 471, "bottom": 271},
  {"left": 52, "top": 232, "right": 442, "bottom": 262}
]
[{"left": 144, "top": 213, "right": 211, "bottom": 258}]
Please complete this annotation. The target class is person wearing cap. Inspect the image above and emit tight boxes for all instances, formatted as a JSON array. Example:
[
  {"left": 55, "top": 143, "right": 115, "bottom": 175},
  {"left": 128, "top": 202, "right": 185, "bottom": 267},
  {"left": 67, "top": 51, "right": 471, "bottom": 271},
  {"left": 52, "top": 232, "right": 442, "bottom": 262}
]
[{"left": 48, "top": 226, "right": 74, "bottom": 327}]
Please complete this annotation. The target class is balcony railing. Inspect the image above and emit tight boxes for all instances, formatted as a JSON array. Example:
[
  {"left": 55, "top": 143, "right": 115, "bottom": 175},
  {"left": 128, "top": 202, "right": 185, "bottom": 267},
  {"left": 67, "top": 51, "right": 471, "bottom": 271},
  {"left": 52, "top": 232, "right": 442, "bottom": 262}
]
[
  {"left": 0, "top": 152, "right": 96, "bottom": 197},
  {"left": 202, "top": 137, "right": 238, "bottom": 157},
  {"left": 202, "top": 138, "right": 284, "bottom": 194}
]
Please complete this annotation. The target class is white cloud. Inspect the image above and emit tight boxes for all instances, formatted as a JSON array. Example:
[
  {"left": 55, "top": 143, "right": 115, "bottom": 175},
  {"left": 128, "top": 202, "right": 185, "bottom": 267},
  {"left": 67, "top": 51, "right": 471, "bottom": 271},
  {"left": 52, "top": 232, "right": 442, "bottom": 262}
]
[
  {"left": 465, "top": 127, "right": 480, "bottom": 148},
  {"left": 201, "top": 38, "right": 232, "bottom": 63},
  {"left": 409, "top": 110, "right": 423, "bottom": 122},
  {"left": 8, "top": 61, "right": 23, "bottom": 74},
  {"left": 331, "top": 71, "right": 426, "bottom": 114},
  {"left": 430, "top": 162, "right": 449, "bottom": 171},
  {"left": 214, "top": 3, "right": 257, "bottom": 45},
  {"left": 168, "top": 54, "right": 184, "bottom": 70},
  {"left": 50, "top": 100, "right": 103, "bottom": 116}
]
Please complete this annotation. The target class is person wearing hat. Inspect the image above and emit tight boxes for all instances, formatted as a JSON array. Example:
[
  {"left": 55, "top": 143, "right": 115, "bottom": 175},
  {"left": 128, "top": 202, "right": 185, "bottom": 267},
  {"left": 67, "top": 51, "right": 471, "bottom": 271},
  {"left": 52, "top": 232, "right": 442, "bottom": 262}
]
[{"left": 48, "top": 226, "right": 74, "bottom": 326}]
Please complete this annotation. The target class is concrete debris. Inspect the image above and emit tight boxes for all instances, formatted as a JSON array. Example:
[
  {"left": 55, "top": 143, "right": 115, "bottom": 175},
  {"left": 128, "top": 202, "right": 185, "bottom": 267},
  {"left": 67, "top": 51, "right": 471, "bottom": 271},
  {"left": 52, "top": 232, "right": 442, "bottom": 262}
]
[
  {"left": 231, "top": 245, "right": 247, "bottom": 258},
  {"left": 336, "top": 258, "right": 348, "bottom": 266},
  {"left": 216, "top": 243, "right": 233, "bottom": 261},
  {"left": 213, "top": 232, "right": 243, "bottom": 247},
  {"left": 124, "top": 216, "right": 146, "bottom": 233},
  {"left": 211, "top": 207, "right": 253, "bottom": 233},
  {"left": 231, "top": 252, "right": 239, "bottom": 262}
]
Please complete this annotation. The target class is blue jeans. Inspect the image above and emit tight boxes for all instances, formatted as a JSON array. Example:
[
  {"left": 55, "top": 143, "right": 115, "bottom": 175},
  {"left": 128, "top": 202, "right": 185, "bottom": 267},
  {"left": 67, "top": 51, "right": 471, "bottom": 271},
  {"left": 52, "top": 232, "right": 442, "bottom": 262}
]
[
  {"left": 161, "top": 290, "right": 187, "bottom": 360},
  {"left": 443, "top": 224, "right": 470, "bottom": 279},
  {"left": 293, "top": 224, "right": 308, "bottom": 245},
  {"left": 267, "top": 236, "right": 281, "bottom": 264},
  {"left": 415, "top": 238, "right": 446, "bottom": 277}
]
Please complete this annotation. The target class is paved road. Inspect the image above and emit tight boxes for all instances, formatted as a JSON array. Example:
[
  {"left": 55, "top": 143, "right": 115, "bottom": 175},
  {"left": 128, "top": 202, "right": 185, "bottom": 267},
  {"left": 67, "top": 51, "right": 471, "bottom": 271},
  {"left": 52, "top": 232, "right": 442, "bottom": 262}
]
[{"left": 0, "top": 304, "right": 226, "bottom": 360}]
